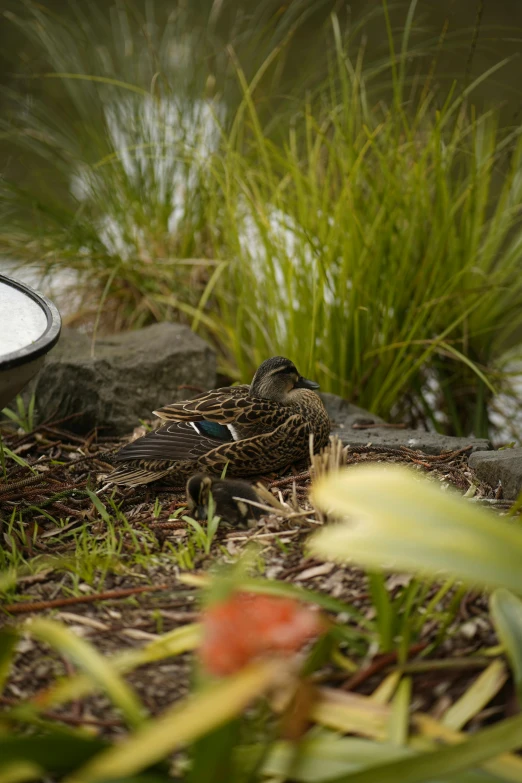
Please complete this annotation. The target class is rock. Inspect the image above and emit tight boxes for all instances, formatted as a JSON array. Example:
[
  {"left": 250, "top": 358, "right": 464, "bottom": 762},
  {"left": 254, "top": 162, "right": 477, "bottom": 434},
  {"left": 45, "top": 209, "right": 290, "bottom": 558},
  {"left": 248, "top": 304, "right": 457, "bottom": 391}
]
[
  {"left": 469, "top": 449, "right": 522, "bottom": 499},
  {"left": 31, "top": 324, "right": 216, "bottom": 435},
  {"left": 320, "top": 392, "right": 491, "bottom": 456},
  {"left": 320, "top": 393, "right": 386, "bottom": 428}
]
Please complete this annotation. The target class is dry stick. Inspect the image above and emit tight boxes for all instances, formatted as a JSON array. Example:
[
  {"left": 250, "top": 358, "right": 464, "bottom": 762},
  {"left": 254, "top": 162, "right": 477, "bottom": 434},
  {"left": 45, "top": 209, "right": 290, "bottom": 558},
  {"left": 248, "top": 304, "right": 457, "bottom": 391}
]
[
  {"left": 39, "top": 426, "right": 88, "bottom": 445},
  {"left": 147, "top": 520, "right": 187, "bottom": 530},
  {"left": 0, "top": 480, "right": 89, "bottom": 503},
  {"left": 0, "top": 473, "right": 49, "bottom": 494},
  {"left": 342, "top": 642, "right": 428, "bottom": 691},
  {"left": 2, "top": 583, "right": 171, "bottom": 615},
  {"left": 0, "top": 450, "right": 115, "bottom": 496},
  {"left": 268, "top": 471, "right": 311, "bottom": 489}
]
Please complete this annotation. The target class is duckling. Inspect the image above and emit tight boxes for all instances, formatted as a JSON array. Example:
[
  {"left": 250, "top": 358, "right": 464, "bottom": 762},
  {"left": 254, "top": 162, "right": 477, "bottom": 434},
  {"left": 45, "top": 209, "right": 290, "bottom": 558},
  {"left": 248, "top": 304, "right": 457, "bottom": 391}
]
[
  {"left": 109, "top": 356, "right": 330, "bottom": 486},
  {"left": 186, "top": 473, "right": 263, "bottom": 526}
]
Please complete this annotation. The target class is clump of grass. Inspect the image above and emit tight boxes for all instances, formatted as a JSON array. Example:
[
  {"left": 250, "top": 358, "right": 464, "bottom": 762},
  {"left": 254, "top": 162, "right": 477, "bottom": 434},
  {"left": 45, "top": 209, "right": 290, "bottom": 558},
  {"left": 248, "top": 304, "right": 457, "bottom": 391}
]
[
  {"left": 211, "top": 15, "right": 522, "bottom": 437},
  {"left": 2, "top": 393, "right": 36, "bottom": 433}
]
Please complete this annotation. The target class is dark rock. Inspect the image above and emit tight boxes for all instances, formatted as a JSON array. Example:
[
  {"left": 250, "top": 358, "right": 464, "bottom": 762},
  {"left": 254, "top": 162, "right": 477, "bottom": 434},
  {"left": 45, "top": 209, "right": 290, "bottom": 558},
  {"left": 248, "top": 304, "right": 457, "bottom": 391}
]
[
  {"left": 320, "top": 393, "right": 385, "bottom": 428},
  {"left": 320, "top": 392, "right": 491, "bottom": 456},
  {"left": 31, "top": 324, "right": 216, "bottom": 435},
  {"left": 469, "top": 449, "right": 522, "bottom": 499}
]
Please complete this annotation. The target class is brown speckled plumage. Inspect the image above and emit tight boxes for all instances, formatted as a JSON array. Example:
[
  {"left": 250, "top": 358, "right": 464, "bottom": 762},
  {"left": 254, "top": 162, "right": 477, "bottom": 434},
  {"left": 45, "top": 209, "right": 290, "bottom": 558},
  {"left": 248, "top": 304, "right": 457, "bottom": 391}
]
[{"left": 109, "top": 356, "right": 330, "bottom": 486}]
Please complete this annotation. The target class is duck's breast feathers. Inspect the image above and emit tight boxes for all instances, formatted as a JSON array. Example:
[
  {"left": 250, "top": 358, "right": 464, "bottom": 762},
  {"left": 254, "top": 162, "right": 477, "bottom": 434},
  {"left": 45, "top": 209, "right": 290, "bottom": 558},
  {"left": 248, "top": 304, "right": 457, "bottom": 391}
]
[{"left": 112, "top": 420, "right": 230, "bottom": 465}]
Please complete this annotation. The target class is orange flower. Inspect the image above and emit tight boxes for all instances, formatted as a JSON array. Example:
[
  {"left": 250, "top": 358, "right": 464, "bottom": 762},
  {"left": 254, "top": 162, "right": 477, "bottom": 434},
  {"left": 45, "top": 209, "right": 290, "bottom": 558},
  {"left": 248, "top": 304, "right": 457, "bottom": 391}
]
[{"left": 200, "top": 592, "right": 323, "bottom": 676}]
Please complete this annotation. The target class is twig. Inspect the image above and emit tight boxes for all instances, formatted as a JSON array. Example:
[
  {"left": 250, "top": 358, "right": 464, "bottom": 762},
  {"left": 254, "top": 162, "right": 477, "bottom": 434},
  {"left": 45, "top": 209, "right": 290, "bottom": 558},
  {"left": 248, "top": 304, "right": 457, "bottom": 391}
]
[
  {"left": 342, "top": 642, "right": 428, "bottom": 691},
  {"left": 2, "top": 584, "right": 171, "bottom": 615},
  {"left": 268, "top": 471, "right": 310, "bottom": 488},
  {"left": 0, "top": 474, "right": 48, "bottom": 494}
]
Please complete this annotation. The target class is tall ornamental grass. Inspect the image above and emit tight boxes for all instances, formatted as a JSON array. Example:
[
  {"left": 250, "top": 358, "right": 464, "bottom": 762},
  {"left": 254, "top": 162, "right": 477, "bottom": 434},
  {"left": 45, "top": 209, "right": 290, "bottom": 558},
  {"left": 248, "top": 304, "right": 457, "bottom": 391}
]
[{"left": 209, "top": 19, "right": 522, "bottom": 436}]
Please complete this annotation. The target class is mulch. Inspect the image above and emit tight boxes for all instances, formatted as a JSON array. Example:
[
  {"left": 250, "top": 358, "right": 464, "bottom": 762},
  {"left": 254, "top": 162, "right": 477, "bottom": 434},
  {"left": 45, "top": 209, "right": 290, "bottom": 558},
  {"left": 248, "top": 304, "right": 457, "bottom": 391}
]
[{"left": 0, "top": 417, "right": 515, "bottom": 738}]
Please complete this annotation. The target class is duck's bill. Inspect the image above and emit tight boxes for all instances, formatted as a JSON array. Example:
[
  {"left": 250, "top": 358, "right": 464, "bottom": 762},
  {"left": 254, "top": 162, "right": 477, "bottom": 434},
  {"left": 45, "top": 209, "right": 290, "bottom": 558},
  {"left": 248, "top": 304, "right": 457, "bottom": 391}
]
[{"left": 296, "top": 376, "right": 320, "bottom": 390}]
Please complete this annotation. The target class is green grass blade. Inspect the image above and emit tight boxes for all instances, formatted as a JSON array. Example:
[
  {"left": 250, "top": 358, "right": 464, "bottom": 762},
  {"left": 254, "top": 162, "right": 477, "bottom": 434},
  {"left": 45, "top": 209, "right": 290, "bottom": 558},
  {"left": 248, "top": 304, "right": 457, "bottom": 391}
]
[
  {"left": 0, "top": 629, "right": 18, "bottom": 694},
  {"left": 85, "top": 490, "right": 111, "bottom": 524},
  {"left": 490, "top": 589, "right": 522, "bottom": 705},
  {"left": 442, "top": 660, "right": 508, "bottom": 731}
]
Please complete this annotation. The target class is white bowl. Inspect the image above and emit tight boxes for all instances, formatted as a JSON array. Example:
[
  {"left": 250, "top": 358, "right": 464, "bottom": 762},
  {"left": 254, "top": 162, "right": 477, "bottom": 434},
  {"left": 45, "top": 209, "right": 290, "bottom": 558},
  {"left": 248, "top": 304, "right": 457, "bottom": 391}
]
[{"left": 0, "top": 274, "right": 62, "bottom": 413}]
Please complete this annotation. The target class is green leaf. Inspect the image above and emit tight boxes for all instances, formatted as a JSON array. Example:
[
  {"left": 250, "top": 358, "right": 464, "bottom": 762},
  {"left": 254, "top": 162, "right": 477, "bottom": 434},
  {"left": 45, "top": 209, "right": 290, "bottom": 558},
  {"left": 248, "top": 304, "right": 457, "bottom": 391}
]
[
  {"left": 0, "top": 762, "right": 42, "bottom": 783},
  {"left": 310, "top": 465, "right": 522, "bottom": 594},
  {"left": 442, "top": 660, "right": 507, "bottom": 730},
  {"left": 0, "top": 733, "right": 107, "bottom": 775},
  {"left": 0, "top": 569, "right": 17, "bottom": 594},
  {"left": 388, "top": 678, "right": 411, "bottom": 745},
  {"left": 0, "top": 444, "right": 35, "bottom": 473},
  {"left": 490, "top": 589, "right": 522, "bottom": 705},
  {"left": 247, "top": 733, "right": 500, "bottom": 783},
  {"left": 324, "top": 713, "right": 522, "bottom": 783},
  {"left": 367, "top": 571, "right": 394, "bottom": 652},
  {"left": 85, "top": 490, "right": 111, "bottom": 523}
]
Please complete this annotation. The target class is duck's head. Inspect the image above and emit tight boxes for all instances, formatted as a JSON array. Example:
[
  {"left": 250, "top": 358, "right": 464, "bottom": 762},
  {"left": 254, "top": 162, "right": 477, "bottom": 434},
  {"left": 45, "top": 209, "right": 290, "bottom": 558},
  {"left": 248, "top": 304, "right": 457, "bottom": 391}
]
[
  {"left": 186, "top": 472, "right": 213, "bottom": 520},
  {"left": 250, "top": 356, "right": 320, "bottom": 403}
]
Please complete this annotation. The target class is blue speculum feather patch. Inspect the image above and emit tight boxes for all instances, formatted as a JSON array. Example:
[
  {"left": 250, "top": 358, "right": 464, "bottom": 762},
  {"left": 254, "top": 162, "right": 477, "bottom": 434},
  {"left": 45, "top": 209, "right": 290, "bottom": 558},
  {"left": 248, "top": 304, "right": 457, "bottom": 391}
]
[{"left": 195, "top": 420, "right": 234, "bottom": 441}]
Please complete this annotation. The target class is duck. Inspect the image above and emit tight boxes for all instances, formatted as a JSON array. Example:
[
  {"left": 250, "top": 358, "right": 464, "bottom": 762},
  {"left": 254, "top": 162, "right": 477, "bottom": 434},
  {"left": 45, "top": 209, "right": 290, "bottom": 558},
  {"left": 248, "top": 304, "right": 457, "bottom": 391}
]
[
  {"left": 109, "top": 356, "right": 330, "bottom": 486},
  {"left": 186, "top": 473, "right": 263, "bottom": 526}
]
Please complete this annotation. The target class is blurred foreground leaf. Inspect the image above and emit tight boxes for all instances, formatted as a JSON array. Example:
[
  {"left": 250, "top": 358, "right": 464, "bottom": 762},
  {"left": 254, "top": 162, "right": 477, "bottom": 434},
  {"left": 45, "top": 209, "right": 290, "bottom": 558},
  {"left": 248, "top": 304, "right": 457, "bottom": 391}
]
[
  {"left": 251, "top": 733, "right": 502, "bottom": 783},
  {"left": 442, "top": 660, "right": 507, "bottom": 731},
  {"left": 0, "top": 732, "right": 107, "bottom": 776},
  {"left": 68, "top": 658, "right": 285, "bottom": 782},
  {"left": 310, "top": 465, "right": 522, "bottom": 594},
  {"left": 26, "top": 618, "right": 145, "bottom": 727},
  {"left": 491, "top": 589, "right": 522, "bottom": 704},
  {"left": 34, "top": 622, "right": 201, "bottom": 709},
  {"left": 322, "top": 713, "right": 522, "bottom": 783}
]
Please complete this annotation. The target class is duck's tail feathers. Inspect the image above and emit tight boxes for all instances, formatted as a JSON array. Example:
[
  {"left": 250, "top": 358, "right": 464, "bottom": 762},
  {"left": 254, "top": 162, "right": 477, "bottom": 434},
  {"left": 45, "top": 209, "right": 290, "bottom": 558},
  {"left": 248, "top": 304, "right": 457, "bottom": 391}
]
[{"left": 109, "top": 466, "right": 172, "bottom": 486}]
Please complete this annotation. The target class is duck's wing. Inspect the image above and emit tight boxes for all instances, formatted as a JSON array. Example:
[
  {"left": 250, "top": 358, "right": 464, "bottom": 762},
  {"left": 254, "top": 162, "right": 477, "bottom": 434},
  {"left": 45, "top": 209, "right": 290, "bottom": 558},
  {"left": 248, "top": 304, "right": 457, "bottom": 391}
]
[
  {"left": 155, "top": 387, "right": 284, "bottom": 431},
  {"left": 109, "top": 420, "right": 233, "bottom": 486},
  {"left": 109, "top": 413, "right": 310, "bottom": 486},
  {"left": 154, "top": 385, "right": 250, "bottom": 422},
  {"left": 112, "top": 420, "right": 231, "bottom": 466}
]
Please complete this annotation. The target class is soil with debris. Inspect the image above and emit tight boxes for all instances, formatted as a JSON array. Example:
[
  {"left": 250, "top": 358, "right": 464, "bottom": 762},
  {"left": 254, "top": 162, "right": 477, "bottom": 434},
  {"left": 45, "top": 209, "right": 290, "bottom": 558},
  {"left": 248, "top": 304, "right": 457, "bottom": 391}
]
[{"left": 0, "top": 419, "right": 516, "bottom": 739}]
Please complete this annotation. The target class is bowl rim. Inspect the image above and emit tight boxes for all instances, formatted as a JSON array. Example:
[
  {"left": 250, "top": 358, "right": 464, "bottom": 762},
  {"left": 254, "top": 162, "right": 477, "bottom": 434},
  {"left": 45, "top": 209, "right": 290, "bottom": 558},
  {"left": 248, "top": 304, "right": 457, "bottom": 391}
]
[{"left": 0, "top": 274, "right": 62, "bottom": 370}]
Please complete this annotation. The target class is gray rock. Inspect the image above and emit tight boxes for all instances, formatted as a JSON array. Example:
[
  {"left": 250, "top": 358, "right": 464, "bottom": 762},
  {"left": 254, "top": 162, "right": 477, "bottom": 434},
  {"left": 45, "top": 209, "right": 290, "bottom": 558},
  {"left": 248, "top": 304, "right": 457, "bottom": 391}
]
[
  {"left": 320, "top": 392, "right": 491, "bottom": 456},
  {"left": 31, "top": 323, "right": 216, "bottom": 435},
  {"left": 469, "top": 449, "right": 522, "bottom": 499}
]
